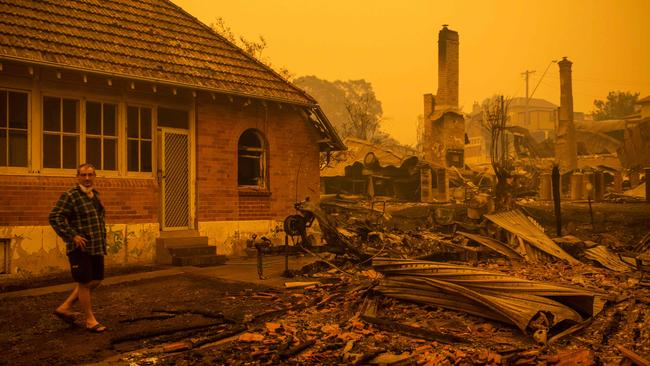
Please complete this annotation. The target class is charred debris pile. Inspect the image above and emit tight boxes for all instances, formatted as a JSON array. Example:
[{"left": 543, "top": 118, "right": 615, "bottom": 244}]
[
  {"left": 252, "top": 196, "right": 650, "bottom": 365},
  {"left": 139, "top": 196, "right": 649, "bottom": 365}
]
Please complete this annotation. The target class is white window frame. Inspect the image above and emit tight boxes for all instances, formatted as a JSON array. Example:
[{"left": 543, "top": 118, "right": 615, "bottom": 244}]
[
  {"left": 85, "top": 100, "right": 119, "bottom": 173},
  {"left": 124, "top": 104, "right": 154, "bottom": 177},
  {"left": 0, "top": 88, "right": 30, "bottom": 173},
  {"left": 41, "top": 95, "right": 80, "bottom": 173}
]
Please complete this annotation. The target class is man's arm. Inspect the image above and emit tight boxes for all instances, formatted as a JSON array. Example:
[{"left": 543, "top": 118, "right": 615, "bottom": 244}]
[{"left": 49, "top": 192, "right": 78, "bottom": 243}]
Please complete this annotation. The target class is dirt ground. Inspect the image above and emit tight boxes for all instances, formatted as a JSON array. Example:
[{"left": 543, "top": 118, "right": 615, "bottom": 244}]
[
  {"left": 1, "top": 202, "right": 649, "bottom": 366},
  {"left": 0, "top": 272, "right": 283, "bottom": 366}
]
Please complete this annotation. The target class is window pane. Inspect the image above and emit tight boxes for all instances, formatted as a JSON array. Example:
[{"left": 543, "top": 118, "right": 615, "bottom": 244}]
[
  {"left": 8, "top": 131, "right": 27, "bottom": 167},
  {"left": 158, "top": 107, "right": 188, "bottom": 129},
  {"left": 103, "top": 104, "right": 117, "bottom": 136},
  {"left": 86, "top": 102, "right": 101, "bottom": 135},
  {"left": 0, "top": 91, "right": 7, "bottom": 128},
  {"left": 43, "top": 134, "right": 60, "bottom": 168},
  {"left": 8, "top": 92, "right": 28, "bottom": 129},
  {"left": 238, "top": 157, "right": 259, "bottom": 186},
  {"left": 127, "top": 107, "right": 139, "bottom": 138},
  {"left": 127, "top": 139, "right": 139, "bottom": 171},
  {"left": 0, "top": 131, "right": 6, "bottom": 166},
  {"left": 62, "top": 99, "right": 78, "bottom": 133},
  {"left": 141, "top": 108, "right": 151, "bottom": 139},
  {"left": 62, "top": 135, "right": 78, "bottom": 169},
  {"left": 104, "top": 138, "right": 116, "bottom": 171},
  {"left": 86, "top": 137, "right": 101, "bottom": 169},
  {"left": 43, "top": 97, "right": 60, "bottom": 132},
  {"left": 141, "top": 140, "right": 152, "bottom": 172},
  {"left": 239, "top": 130, "right": 262, "bottom": 148}
]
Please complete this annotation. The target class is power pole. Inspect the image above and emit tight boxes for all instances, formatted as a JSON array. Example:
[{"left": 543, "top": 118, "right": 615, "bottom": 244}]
[{"left": 521, "top": 70, "right": 536, "bottom": 127}]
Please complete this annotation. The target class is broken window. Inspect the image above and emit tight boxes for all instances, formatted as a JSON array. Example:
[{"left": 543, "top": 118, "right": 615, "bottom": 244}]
[
  {"left": 43, "top": 96, "right": 79, "bottom": 169},
  {"left": 126, "top": 106, "right": 152, "bottom": 173},
  {"left": 0, "top": 90, "right": 28, "bottom": 167},
  {"left": 445, "top": 149, "right": 464, "bottom": 168},
  {"left": 238, "top": 129, "right": 266, "bottom": 189},
  {"left": 85, "top": 101, "right": 117, "bottom": 171}
]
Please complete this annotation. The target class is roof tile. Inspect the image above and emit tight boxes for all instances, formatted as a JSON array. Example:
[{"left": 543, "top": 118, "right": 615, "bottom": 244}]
[{"left": 0, "top": 0, "right": 314, "bottom": 105}]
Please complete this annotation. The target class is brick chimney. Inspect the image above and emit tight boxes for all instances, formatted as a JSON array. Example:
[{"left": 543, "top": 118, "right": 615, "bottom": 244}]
[
  {"left": 555, "top": 57, "right": 577, "bottom": 171},
  {"left": 436, "top": 25, "right": 459, "bottom": 108}
]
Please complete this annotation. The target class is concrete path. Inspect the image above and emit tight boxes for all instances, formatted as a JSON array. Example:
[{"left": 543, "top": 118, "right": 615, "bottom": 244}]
[{"left": 0, "top": 254, "right": 319, "bottom": 299}]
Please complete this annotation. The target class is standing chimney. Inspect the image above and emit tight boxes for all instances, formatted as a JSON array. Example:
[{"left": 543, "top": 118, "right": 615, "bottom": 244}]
[
  {"left": 436, "top": 25, "right": 459, "bottom": 108},
  {"left": 556, "top": 57, "right": 578, "bottom": 171}
]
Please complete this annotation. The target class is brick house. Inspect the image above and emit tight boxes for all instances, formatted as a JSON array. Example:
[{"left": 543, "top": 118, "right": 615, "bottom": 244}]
[{"left": 0, "top": 0, "right": 343, "bottom": 275}]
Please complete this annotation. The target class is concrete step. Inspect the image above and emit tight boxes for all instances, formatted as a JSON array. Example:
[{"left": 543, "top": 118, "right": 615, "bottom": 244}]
[
  {"left": 155, "top": 236, "right": 210, "bottom": 265},
  {"left": 168, "top": 245, "right": 216, "bottom": 257},
  {"left": 159, "top": 230, "right": 201, "bottom": 238},
  {"left": 156, "top": 236, "right": 209, "bottom": 247},
  {"left": 172, "top": 254, "right": 227, "bottom": 267}
]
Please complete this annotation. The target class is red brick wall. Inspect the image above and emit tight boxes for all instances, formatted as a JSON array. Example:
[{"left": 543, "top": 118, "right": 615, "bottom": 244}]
[
  {"left": 196, "top": 95, "right": 321, "bottom": 222},
  {"left": 0, "top": 175, "right": 158, "bottom": 226}
]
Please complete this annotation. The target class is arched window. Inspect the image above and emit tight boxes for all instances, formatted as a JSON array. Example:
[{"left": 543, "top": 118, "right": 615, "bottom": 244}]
[{"left": 238, "top": 129, "right": 267, "bottom": 188}]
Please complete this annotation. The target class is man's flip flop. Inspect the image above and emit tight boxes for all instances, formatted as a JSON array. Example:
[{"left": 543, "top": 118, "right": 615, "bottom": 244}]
[
  {"left": 86, "top": 323, "right": 107, "bottom": 333},
  {"left": 52, "top": 311, "right": 76, "bottom": 325}
]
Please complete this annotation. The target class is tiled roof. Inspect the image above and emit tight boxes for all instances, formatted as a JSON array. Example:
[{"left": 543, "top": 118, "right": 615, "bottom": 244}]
[{"left": 0, "top": 0, "right": 315, "bottom": 105}]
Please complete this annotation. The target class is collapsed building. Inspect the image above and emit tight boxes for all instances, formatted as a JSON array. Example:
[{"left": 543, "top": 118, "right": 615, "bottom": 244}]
[{"left": 321, "top": 25, "right": 465, "bottom": 203}]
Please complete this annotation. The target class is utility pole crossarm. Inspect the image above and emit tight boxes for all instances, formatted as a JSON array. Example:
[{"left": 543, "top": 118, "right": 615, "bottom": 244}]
[{"left": 521, "top": 70, "right": 536, "bottom": 127}]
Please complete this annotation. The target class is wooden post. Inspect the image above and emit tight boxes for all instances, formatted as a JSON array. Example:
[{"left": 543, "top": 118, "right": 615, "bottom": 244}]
[
  {"left": 552, "top": 165, "right": 562, "bottom": 237},
  {"left": 646, "top": 168, "right": 650, "bottom": 203},
  {"left": 570, "top": 172, "right": 583, "bottom": 201},
  {"left": 539, "top": 173, "right": 552, "bottom": 200},
  {"left": 613, "top": 171, "right": 623, "bottom": 193}
]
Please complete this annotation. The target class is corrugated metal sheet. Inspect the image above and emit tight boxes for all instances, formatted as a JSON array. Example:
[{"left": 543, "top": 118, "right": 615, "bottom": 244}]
[
  {"left": 485, "top": 210, "right": 580, "bottom": 264},
  {"left": 584, "top": 245, "right": 635, "bottom": 272},
  {"left": 456, "top": 231, "right": 523, "bottom": 260},
  {"left": 373, "top": 258, "right": 607, "bottom": 335}
]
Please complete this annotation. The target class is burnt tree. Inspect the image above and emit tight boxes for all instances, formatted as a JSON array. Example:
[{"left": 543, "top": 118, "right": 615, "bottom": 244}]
[{"left": 482, "top": 95, "right": 513, "bottom": 211}]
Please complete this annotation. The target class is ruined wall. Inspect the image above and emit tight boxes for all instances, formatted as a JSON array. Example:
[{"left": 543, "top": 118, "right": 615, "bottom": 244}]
[
  {"left": 424, "top": 113, "right": 465, "bottom": 168},
  {"left": 436, "top": 26, "right": 459, "bottom": 109},
  {"left": 423, "top": 25, "right": 464, "bottom": 169},
  {"left": 556, "top": 57, "right": 578, "bottom": 171},
  {"left": 195, "top": 95, "right": 322, "bottom": 255}
]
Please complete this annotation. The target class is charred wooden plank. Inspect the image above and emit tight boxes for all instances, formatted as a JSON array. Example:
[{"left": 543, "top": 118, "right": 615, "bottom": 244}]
[
  {"left": 110, "top": 321, "right": 225, "bottom": 344},
  {"left": 360, "top": 314, "right": 465, "bottom": 344}
]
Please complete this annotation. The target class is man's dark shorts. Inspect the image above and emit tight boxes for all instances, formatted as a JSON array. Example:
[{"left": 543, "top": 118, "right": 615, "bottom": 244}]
[{"left": 68, "top": 249, "right": 104, "bottom": 284}]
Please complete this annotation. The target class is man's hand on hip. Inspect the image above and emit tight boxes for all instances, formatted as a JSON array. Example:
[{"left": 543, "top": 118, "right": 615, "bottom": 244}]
[{"left": 72, "top": 235, "right": 87, "bottom": 249}]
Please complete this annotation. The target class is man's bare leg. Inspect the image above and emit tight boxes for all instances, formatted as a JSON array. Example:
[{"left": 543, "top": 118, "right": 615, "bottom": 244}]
[
  {"left": 55, "top": 284, "right": 79, "bottom": 315},
  {"left": 78, "top": 282, "right": 99, "bottom": 328}
]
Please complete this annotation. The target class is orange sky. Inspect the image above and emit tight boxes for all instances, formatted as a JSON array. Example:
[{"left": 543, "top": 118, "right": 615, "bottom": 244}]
[{"left": 173, "top": 0, "right": 650, "bottom": 146}]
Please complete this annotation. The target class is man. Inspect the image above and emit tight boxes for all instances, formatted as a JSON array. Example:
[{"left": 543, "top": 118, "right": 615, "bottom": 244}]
[{"left": 49, "top": 163, "right": 107, "bottom": 333}]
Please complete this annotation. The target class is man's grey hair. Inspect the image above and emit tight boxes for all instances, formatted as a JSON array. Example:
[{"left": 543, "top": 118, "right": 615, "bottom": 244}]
[{"left": 77, "top": 163, "right": 96, "bottom": 176}]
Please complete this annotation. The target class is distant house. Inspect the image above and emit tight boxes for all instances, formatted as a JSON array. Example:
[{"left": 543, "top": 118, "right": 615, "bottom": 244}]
[
  {"left": 0, "top": 0, "right": 343, "bottom": 275},
  {"left": 506, "top": 97, "right": 558, "bottom": 142},
  {"left": 465, "top": 97, "right": 560, "bottom": 164}
]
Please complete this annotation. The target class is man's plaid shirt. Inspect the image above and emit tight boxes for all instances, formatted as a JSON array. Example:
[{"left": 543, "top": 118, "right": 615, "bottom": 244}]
[{"left": 49, "top": 185, "right": 107, "bottom": 255}]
